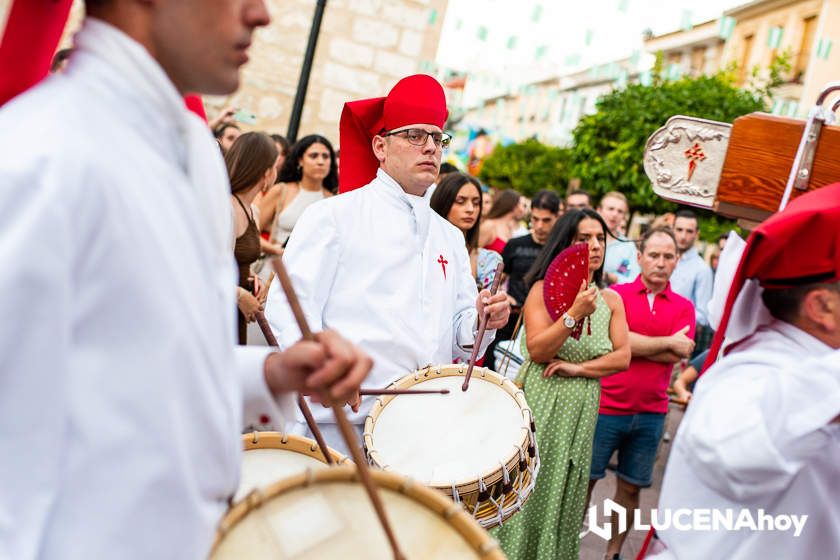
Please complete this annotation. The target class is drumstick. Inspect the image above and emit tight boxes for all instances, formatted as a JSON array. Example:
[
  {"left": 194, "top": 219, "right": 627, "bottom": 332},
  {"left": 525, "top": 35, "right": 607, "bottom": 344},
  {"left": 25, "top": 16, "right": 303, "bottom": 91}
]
[
  {"left": 270, "top": 258, "right": 406, "bottom": 560},
  {"left": 257, "top": 271, "right": 275, "bottom": 305},
  {"left": 254, "top": 311, "right": 334, "bottom": 465},
  {"left": 462, "top": 262, "right": 505, "bottom": 392},
  {"left": 359, "top": 388, "right": 450, "bottom": 396}
]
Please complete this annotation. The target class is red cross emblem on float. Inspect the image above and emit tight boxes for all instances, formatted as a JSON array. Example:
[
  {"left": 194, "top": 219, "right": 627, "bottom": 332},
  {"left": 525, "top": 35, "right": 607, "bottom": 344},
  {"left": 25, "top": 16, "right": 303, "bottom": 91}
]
[
  {"left": 437, "top": 254, "right": 448, "bottom": 279},
  {"left": 684, "top": 142, "right": 706, "bottom": 182}
]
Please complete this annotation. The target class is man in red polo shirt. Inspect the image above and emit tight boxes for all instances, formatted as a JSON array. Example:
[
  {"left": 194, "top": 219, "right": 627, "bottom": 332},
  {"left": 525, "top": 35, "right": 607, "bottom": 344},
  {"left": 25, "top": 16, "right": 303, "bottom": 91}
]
[{"left": 586, "top": 226, "right": 695, "bottom": 560}]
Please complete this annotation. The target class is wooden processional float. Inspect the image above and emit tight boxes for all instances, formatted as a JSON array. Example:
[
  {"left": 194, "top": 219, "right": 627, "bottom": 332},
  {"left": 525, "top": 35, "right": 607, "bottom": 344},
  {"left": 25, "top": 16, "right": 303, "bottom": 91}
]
[{"left": 643, "top": 82, "right": 840, "bottom": 223}]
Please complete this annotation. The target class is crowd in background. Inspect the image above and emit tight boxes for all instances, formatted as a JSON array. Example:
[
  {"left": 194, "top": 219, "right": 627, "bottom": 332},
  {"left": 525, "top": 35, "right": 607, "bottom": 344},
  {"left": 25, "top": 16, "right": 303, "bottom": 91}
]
[{"left": 213, "top": 109, "right": 721, "bottom": 560}]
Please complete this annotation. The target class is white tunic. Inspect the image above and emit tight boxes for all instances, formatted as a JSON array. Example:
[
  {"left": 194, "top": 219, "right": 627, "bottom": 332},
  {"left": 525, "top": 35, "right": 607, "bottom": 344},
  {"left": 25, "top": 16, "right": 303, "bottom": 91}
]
[
  {"left": 0, "top": 19, "right": 294, "bottom": 560},
  {"left": 266, "top": 169, "right": 493, "bottom": 426},
  {"left": 656, "top": 320, "right": 840, "bottom": 559}
]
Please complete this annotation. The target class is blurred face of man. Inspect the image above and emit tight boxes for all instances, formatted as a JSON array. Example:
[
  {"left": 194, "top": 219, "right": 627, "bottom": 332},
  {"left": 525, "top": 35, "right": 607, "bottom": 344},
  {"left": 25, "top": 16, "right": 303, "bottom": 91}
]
[
  {"left": 530, "top": 208, "right": 558, "bottom": 245},
  {"left": 372, "top": 124, "right": 442, "bottom": 196},
  {"left": 639, "top": 232, "right": 678, "bottom": 290},
  {"left": 598, "top": 195, "right": 627, "bottom": 235},
  {"left": 673, "top": 216, "right": 699, "bottom": 253},
  {"left": 148, "top": 0, "right": 271, "bottom": 95},
  {"left": 566, "top": 193, "right": 590, "bottom": 211}
]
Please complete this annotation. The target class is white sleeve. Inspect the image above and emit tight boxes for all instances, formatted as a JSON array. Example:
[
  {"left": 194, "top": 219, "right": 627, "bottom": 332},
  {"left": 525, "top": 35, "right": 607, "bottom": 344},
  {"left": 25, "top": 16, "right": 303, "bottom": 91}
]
[
  {"left": 451, "top": 243, "right": 494, "bottom": 361},
  {"left": 236, "top": 346, "right": 298, "bottom": 430},
  {"left": 708, "top": 232, "right": 744, "bottom": 330},
  {"left": 679, "top": 352, "right": 840, "bottom": 502},
  {"left": 694, "top": 263, "right": 714, "bottom": 327},
  {"left": 264, "top": 201, "right": 342, "bottom": 349},
  {"left": 0, "top": 153, "right": 72, "bottom": 559}
]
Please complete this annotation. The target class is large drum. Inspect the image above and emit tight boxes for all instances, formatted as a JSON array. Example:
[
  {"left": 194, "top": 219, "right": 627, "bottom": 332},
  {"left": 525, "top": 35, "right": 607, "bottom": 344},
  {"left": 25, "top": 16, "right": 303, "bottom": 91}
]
[
  {"left": 212, "top": 466, "right": 505, "bottom": 559},
  {"left": 363, "top": 364, "right": 539, "bottom": 528},
  {"left": 235, "top": 431, "right": 350, "bottom": 503}
]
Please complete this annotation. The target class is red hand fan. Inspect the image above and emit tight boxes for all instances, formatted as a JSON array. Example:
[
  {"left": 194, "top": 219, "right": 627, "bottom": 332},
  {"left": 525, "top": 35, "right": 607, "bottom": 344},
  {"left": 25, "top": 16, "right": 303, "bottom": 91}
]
[{"left": 543, "top": 242, "right": 589, "bottom": 340}]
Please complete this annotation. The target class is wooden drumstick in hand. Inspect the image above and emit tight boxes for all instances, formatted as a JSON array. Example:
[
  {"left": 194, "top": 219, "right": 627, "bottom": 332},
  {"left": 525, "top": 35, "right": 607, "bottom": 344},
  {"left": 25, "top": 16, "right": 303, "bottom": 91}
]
[
  {"left": 270, "top": 257, "right": 405, "bottom": 560},
  {"left": 463, "top": 261, "right": 505, "bottom": 391},
  {"left": 254, "top": 310, "right": 334, "bottom": 465}
]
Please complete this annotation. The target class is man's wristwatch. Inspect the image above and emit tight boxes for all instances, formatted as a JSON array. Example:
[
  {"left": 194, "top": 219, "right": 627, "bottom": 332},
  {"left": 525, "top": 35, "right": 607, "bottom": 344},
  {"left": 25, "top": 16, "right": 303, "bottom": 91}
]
[{"left": 561, "top": 312, "right": 576, "bottom": 329}]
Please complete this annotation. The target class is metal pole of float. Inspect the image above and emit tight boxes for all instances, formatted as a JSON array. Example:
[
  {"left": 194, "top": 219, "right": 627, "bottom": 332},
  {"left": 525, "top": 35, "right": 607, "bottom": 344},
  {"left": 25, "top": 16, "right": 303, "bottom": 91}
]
[{"left": 286, "top": 0, "right": 327, "bottom": 144}]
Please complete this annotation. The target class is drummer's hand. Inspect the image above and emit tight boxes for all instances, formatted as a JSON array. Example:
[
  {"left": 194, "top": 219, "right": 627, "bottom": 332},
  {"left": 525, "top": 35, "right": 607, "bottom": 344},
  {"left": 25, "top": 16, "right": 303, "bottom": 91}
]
[
  {"left": 543, "top": 359, "right": 584, "bottom": 378},
  {"left": 263, "top": 341, "right": 327, "bottom": 395},
  {"left": 347, "top": 391, "right": 361, "bottom": 413},
  {"left": 307, "top": 330, "right": 372, "bottom": 405},
  {"left": 251, "top": 275, "right": 264, "bottom": 300},
  {"left": 477, "top": 289, "right": 511, "bottom": 330},
  {"left": 237, "top": 290, "right": 263, "bottom": 323}
]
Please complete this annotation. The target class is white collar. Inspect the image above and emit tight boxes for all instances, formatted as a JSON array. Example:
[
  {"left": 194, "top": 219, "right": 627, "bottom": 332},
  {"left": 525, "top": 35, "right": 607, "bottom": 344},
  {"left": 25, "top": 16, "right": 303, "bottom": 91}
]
[
  {"left": 374, "top": 169, "right": 432, "bottom": 243},
  {"left": 73, "top": 18, "right": 200, "bottom": 173},
  {"left": 768, "top": 319, "right": 833, "bottom": 356}
]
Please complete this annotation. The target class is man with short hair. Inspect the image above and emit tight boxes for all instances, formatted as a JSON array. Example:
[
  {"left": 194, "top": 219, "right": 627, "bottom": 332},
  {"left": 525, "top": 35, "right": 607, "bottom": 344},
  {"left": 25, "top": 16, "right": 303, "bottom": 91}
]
[
  {"left": 670, "top": 209, "right": 714, "bottom": 329},
  {"left": 587, "top": 227, "right": 695, "bottom": 560},
  {"left": 0, "top": 1, "right": 371, "bottom": 558},
  {"left": 599, "top": 191, "right": 640, "bottom": 286},
  {"left": 653, "top": 184, "right": 840, "bottom": 559},
  {"left": 487, "top": 189, "right": 561, "bottom": 370},
  {"left": 267, "top": 74, "right": 511, "bottom": 452},
  {"left": 566, "top": 188, "right": 591, "bottom": 210}
]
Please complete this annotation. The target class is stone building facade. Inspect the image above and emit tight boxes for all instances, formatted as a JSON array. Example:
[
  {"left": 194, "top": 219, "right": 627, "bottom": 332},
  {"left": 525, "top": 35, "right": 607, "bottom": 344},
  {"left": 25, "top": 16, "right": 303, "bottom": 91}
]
[{"left": 0, "top": 0, "right": 448, "bottom": 146}]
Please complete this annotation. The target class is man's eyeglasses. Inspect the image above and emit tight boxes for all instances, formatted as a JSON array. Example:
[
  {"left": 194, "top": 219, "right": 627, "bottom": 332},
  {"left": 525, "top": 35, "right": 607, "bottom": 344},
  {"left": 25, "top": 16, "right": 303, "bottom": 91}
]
[{"left": 381, "top": 128, "right": 452, "bottom": 149}]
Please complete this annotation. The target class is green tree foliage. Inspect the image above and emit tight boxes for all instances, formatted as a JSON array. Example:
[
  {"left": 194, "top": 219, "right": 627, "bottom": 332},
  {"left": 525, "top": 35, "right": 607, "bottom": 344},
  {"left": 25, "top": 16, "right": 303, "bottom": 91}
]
[
  {"left": 478, "top": 138, "right": 572, "bottom": 197},
  {"left": 569, "top": 73, "right": 766, "bottom": 221}
]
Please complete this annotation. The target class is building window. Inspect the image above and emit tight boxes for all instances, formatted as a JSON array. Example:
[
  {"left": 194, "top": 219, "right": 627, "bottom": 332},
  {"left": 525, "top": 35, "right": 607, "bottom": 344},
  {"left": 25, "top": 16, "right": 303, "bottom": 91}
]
[
  {"left": 738, "top": 34, "right": 754, "bottom": 84},
  {"left": 795, "top": 15, "right": 818, "bottom": 82},
  {"left": 690, "top": 46, "right": 706, "bottom": 76}
]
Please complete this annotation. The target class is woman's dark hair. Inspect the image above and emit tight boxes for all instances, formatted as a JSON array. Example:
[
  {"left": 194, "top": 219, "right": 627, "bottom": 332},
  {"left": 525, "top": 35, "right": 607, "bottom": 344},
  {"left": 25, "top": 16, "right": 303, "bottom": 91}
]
[
  {"left": 224, "top": 132, "right": 278, "bottom": 195},
  {"left": 525, "top": 208, "right": 609, "bottom": 289},
  {"left": 485, "top": 189, "right": 521, "bottom": 219},
  {"left": 430, "top": 173, "right": 483, "bottom": 250},
  {"left": 277, "top": 134, "right": 338, "bottom": 194},
  {"left": 270, "top": 133, "right": 290, "bottom": 156}
]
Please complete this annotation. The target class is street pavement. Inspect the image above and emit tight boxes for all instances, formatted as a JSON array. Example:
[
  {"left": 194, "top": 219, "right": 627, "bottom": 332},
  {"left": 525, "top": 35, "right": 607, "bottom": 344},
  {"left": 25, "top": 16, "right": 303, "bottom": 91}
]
[{"left": 580, "top": 403, "right": 685, "bottom": 560}]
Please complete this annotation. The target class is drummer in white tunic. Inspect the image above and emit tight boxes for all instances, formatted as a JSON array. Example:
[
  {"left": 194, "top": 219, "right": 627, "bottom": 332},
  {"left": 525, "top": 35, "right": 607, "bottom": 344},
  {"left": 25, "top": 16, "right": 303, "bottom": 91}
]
[
  {"left": 0, "top": 2, "right": 370, "bottom": 558},
  {"left": 266, "top": 74, "right": 511, "bottom": 451},
  {"left": 650, "top": 184, "right": 840, "bottom": 559}
]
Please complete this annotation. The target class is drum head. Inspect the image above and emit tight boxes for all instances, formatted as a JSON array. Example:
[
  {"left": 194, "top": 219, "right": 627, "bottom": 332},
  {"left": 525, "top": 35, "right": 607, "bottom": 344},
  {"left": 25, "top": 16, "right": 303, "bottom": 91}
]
[
  {"left": 235, "top": 432, "right": 349, "bottom": 503},
  {"left": 213, "top": 467, "right": 503, "bottom": 559},
  {"left": 366, "top": 368, "right": 529, "bottom": 487}
]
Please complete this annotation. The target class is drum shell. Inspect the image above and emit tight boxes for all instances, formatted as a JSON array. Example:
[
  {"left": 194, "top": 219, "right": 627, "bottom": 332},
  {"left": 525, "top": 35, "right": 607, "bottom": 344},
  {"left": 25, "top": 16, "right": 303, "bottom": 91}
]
[
  {"left": 363, "top": 364, "right": 539, "bottom": 528},
  {"left": 212, "top": 465, "right": 505, "bottom": 559}
]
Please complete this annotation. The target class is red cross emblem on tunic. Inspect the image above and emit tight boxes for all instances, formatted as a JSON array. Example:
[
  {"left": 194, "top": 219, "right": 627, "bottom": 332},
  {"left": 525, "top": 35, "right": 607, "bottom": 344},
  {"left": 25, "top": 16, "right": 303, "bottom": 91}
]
[
  {"left": 684, "top": 142, "right": 706, "bottom": 182},
  {"left": 437, "top": 255, "right": 448, "bottom": 279}
]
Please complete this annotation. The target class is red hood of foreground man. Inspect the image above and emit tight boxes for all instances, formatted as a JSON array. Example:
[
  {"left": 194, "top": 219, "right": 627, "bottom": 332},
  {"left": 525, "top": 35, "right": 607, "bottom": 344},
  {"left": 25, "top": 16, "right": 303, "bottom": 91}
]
[
  {"left": 0, "top": 0, "right": 207, "bottom": 121},
  {"left": 704, "top": 182, "right": 840, "bottom": 370}
]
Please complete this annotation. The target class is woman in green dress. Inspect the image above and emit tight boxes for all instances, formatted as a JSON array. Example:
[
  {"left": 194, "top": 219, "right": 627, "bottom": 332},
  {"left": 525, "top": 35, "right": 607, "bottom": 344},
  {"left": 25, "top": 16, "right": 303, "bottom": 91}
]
[{"left": 495, "top": 208, "right": 631, "bottom": 560}]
